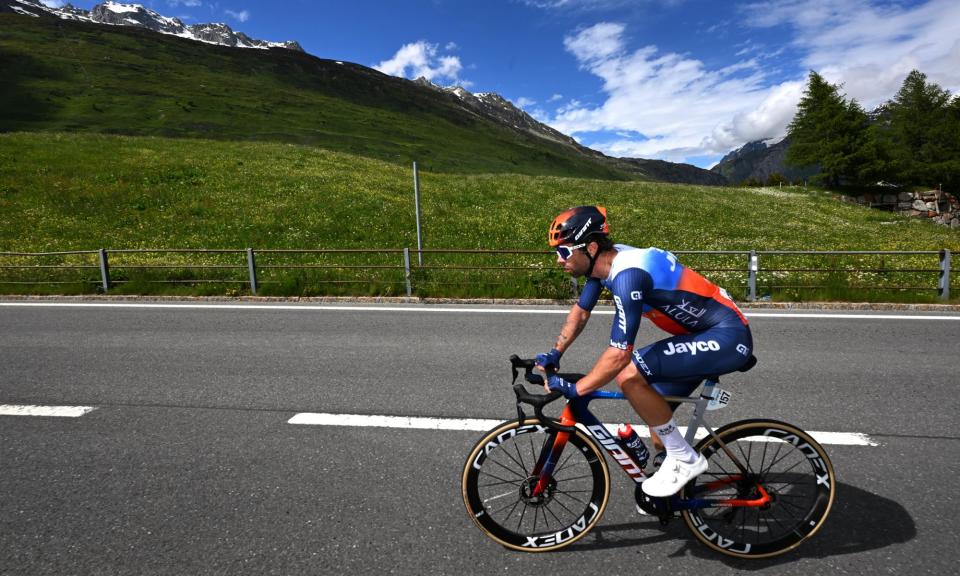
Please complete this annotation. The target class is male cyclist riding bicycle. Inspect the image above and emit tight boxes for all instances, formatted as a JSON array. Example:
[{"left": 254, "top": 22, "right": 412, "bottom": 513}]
[{"left": 536, "top": 206, "right": 754, "bottom": 498}]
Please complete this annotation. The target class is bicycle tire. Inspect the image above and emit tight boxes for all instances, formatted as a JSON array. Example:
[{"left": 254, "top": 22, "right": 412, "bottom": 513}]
[
  {"left": 461, "top": 418, "right": 610, "bottom": 552},
  {"left": 681, "top": 419, "right": 836, "bottom": 559}
]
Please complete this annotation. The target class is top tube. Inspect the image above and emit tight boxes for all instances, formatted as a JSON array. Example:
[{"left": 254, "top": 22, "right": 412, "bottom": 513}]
[
  {"left": 587, "top": 390, "right": 627, "bottom": 400},
  {"left": 583, "top": 377, "right": 717, "bottom": 402}
]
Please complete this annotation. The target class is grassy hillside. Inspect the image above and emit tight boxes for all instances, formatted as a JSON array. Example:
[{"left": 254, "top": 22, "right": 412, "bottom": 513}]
[
  {"left": 2, "top": 133, "right": 957, "bottom": 300},
  {"left": 0, "top": 13, "right": 628, "bottom": 179}
]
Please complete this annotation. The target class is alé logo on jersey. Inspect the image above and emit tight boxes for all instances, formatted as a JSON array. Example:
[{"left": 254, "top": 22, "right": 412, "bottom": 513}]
[{"left": 663, "top": 340, "right": 721, "bottom": 356}]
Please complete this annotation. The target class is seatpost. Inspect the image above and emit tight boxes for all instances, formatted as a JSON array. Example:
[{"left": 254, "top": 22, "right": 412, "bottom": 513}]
[{"left": 686, "top": 378, "right": 717, "bottom": 445}]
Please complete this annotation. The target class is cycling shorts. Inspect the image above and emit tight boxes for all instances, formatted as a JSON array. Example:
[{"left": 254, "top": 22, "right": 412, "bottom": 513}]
[{"left": 630, "top": 322, "right": 753, "bottom": 396}]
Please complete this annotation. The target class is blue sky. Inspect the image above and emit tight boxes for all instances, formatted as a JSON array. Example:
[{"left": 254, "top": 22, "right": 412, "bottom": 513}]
[{"left": 48, "top": 1, "right": 960, "bottom": 168}]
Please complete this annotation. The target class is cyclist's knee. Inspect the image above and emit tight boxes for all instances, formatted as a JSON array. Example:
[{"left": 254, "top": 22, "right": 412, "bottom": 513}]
[{"left": 616, "top": 362, "right": 649, "bottom": 389}]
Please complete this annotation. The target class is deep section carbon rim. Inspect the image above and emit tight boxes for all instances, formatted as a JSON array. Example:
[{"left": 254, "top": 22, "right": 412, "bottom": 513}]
[
  {"left": 462, "top": 419, "right": 609, "bottom": 552},
  {"left": 681, "top": 419, "right": 835, "bottom": 558}
]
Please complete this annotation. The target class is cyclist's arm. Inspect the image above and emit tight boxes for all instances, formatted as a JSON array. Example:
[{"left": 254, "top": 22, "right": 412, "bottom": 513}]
[
  {"left": 573, "top": 346, "right": 633, "bottom": 396},
  {"left": 554, "top": 278, "right": 601, "bottom": 353},
  {"left": 573, "top": 269, "right": 648, "bottom": 395},
  {"left": 554, "top": 304, "right": 590, "bottom": 354}
]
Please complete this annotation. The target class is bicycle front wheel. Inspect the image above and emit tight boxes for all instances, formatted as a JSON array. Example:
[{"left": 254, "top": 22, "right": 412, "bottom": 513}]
[
  {"left": 681, "top": 419, "right": 836, "bottom": 559},
  {"left": 461, "top": 418, "right": 610, "bottom": 552}
]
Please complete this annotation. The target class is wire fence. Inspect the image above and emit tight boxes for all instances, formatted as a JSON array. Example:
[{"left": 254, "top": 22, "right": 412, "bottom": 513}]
[{"left": 0, "top": 248, "right": 954, "bottom": 301}]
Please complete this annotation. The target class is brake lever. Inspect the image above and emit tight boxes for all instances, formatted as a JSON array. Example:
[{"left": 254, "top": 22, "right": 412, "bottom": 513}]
[{"left": 509, "top": 356, "right": 575, "bottom": 433}]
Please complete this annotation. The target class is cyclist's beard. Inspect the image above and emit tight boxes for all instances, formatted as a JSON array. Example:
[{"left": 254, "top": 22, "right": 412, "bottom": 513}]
[{"left": 583, "top": 251, "right": 598, "bottom": 278}]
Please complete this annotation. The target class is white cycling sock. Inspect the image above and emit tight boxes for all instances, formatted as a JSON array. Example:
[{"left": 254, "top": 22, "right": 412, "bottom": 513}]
[{"left": 651, "top": 418, "right": 698, "bottom": 464}]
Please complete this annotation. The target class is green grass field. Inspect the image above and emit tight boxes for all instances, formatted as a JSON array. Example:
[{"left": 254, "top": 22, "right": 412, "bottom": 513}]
[
  {"left": 0, "top": 14, "right": 628, "bottom": 180},
  {"left": 2, "top": 133, "right": 957, "bottom": 301}
]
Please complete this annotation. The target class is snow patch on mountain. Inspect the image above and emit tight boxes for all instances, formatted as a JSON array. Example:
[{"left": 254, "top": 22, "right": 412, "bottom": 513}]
[{"left": 4, "top": 0, "right": 303, "bottom": 52}]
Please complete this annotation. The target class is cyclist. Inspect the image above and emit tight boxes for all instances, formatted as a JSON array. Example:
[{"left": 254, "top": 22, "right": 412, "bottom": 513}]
[{"left": 536, "top": 206, "right": 753, "bottom": 498}]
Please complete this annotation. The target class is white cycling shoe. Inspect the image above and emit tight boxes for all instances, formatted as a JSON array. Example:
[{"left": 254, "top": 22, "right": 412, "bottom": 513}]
[{"left": 641, "top": 453, "right": 708, "bottom": 498}]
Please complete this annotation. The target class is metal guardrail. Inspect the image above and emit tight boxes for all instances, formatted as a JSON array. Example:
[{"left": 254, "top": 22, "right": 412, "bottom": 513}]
[{"left": 0, "top": 248, "right": 953, "bottom": 300}]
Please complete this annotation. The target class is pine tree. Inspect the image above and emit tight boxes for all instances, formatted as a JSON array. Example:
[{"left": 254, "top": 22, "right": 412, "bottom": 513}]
[
  {"left": 786, "top": 71, "right": 869, "bottom": 187},
  {"left": 884, "top": 70, "right": 955, "bottom": 188}
]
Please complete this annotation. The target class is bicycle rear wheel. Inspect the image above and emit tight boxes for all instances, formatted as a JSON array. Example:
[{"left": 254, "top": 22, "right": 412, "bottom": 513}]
[
  {"left": 681, "top": 419, "right": 835, "bottom": 559},
  {"left": 461, "top": 418, "right": 609, "bottom": 552}
]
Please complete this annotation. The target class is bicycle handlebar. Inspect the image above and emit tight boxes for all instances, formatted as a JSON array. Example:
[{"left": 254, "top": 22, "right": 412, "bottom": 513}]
[{"left": 509, "top": 355, "right": 577, "bottom": 433}]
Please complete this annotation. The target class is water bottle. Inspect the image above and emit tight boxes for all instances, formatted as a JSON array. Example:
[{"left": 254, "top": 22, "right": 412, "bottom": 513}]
[{"left": 617, "top": 423, "right": 650, "bottom": 469}]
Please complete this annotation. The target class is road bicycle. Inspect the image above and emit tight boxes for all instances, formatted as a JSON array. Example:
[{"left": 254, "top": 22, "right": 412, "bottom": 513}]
[{"left": 461, "top": 355, "right": 835, "bottom": 558}]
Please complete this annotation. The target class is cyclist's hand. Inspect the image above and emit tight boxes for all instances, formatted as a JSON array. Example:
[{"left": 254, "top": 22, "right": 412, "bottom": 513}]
[
  {"left": 535, "top": 348, "right": 562, "bottom": 373},
  {"left": 546, "top": 374, "right": 579, "bottom": 399}
]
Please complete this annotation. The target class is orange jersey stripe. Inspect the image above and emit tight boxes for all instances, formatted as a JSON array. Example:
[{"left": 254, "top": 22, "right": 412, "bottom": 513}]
[{"left": 676, "top": 268, "right": 749, "bottom": 325}]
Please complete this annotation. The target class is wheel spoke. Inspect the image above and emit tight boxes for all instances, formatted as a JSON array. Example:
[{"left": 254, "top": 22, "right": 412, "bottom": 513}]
[
  {"left": 464, "top": 422, "right": 613, "bottom": 551},
  {"left": 483, "top": 453, "right": 527, "bottom": 480},
  {"left": 680, "top": 424, "right": 834, "bottom": 557},
  {"left": 760, "top": 441, "right": 786, "bottom": 477}
]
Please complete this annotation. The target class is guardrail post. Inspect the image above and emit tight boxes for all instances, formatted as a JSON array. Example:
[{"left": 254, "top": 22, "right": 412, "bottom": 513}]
[
  {"left": 246, "top": 248, "right": 258, "bottom": 295},
  {"left": 748, "top": 250, "right": 758, "bottom": 301},
  {"left": 403, "top": 248, "right": 412, "bottom": 297},
  {"left": 98, "top": 248, "right": 110, "bottom": 292},
  {"left": 939, "top": 249, "right": 951, "bottom": 300}
]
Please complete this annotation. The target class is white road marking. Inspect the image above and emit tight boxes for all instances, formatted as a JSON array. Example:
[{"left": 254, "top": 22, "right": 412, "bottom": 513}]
[
  {"left": 1, "top": 302, "right": 959, "bottom": 320},
  {"left": 287, "top": 412, "right": 878, "bottom": 446},
  {"left": 0, "top": 404, "right": 97, "bottom": 417},
  {"left": 0, "top": 401, "right": 874, "bottom": 445}
]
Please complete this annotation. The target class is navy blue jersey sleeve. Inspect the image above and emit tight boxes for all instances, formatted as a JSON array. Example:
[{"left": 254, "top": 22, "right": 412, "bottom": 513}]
[
  {"left": 608, "top": 268, "right": 650, "bottom": 350},
  {"left": 577, "top": 277, "right": 603, "bottom": 311}
]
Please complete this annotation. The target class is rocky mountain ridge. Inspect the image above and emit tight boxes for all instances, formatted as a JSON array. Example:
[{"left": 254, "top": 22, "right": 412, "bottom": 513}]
[
  {"left": 711, "top": 137, "right": 817, "bottom": 184},
  {"left": 416, "top": 78, "right": 726, "bottom": 185},
  {"left": 1, "top": 0, "right": 303, "bottom": 51}
]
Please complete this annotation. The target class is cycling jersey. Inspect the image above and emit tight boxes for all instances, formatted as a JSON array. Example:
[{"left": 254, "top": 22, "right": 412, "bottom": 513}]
[{"left": 577, "top": 245, "right": 752, "bottom": 384}]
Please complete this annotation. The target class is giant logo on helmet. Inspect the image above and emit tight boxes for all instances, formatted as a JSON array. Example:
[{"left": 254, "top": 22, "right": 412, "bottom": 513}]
[{"left": 574, "top": 218, "right": 593, "bottom": 241}]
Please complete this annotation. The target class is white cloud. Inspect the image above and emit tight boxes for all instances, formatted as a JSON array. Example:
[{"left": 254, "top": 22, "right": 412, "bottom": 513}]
[
  {"left": 549, "top": 22, "right": 771, "bottom": 161},
  {"left": 556, "top": 99, "right": 583, "bottom": 114},
  {"left": 168, "top": 0, "right": 202, "bottom": 7},
  {"left": 549, "top": 93, "right": 564, "bottom": 102},
  {"left": 548, "top": 1, "right": 960, "bottom": 165},
  {"left": 522, "top": 0, "right": 678, "bottom": 9},
  {"left": 39, "top": 1, "right": 65, "bottom": 7},
  {"left": 375, "top": 41, "right": 465, "bottom": 84},
  {"left": 225, "top": 9, "right": 249, "bottom": 22},
  {"left": 515, "top": 97, "right": 537, "bottom": 108},
  {"left": 563, "top": 22, "right": 625, "bottom": 63},
  {"left": 741, "top": 0, "right": 960, "bottom": 109}
]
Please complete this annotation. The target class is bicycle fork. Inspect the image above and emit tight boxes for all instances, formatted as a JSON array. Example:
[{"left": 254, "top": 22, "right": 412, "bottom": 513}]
[{"left": 529, "top": 401, "right": 649, "bottom": 499}]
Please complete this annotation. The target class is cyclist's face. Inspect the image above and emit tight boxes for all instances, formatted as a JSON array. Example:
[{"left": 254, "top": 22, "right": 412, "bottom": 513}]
[{"left": 557, "top": 244, "right": 589, "bottom": 276}]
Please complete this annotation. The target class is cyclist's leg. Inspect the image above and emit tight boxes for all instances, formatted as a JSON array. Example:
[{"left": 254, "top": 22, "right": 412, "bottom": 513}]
[
  {"left": 626, "top": 325, "right": 753, "bottom": 496},
  {"left": 629, "top": 324, "right": 753, "bottom": 441},
  {"left": 647, "top": 379, "right": 702, "bottom": 458},
  {"left": 631, "top": 326, "right": 754, "bottom": 385},
  {"left": 613, "top": 362, "right": 674, "bottom": 428},
  {"left": 615, "top": 365, "right": 705, "bottom": 497}
]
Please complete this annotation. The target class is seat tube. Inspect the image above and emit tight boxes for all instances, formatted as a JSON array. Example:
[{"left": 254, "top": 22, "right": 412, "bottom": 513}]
[{"left": 685, "top": 379, "right": 716, "bottom": 444}]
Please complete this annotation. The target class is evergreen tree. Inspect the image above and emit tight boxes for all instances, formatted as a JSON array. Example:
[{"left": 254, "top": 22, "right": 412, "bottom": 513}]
[
  {"left": 786, "top": 71, "right": 869, "bottom": 187},
  {"left": 884, "top": 70, "right": 956, "bottom": 188}
]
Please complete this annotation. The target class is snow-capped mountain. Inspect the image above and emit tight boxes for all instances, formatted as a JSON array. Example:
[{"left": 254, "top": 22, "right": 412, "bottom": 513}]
[
  {"left": 412, "top": 77, "right": 726, "bottom": 185},
  {"left": 413, "top": 77, "right": 591, "bottom": 153},
  {"left": 2, "top": 0, "right": 303, "bottom": 51}
]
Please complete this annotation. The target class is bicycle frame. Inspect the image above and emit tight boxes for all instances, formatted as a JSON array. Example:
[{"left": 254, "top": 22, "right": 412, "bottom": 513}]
[{"left": 528, "top": 378, "right": 769, "bottom": 511}]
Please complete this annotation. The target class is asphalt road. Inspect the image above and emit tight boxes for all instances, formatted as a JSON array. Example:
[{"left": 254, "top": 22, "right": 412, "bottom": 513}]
[{"left": 1, "top": 301, "right": 959, "bottom": 575}]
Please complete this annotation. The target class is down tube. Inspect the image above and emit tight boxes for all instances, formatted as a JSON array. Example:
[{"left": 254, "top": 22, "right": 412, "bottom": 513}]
[{"left": 572, "top": 399, "right": 648, "bottom": 484}]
